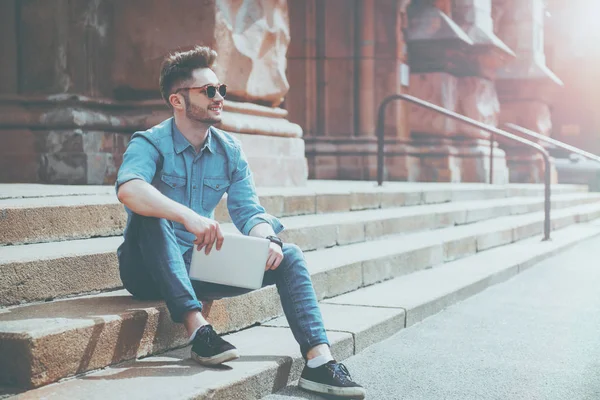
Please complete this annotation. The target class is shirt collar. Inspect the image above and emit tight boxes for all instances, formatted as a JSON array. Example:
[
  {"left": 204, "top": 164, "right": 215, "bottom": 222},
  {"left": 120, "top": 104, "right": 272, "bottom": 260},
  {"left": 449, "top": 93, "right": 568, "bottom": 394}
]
[
  {"left": 172, "top": 119, "right": 215, "bottom": 155},
  {"left": 202, "top": 127, "right": 215, "bottom": 154}
]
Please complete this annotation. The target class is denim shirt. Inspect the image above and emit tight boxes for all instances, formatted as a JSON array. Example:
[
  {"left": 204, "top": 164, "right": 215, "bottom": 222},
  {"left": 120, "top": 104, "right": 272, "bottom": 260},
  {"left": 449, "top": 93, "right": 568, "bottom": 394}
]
[{"left": 116, "top": 118, "right": 284, "bottom": 253}]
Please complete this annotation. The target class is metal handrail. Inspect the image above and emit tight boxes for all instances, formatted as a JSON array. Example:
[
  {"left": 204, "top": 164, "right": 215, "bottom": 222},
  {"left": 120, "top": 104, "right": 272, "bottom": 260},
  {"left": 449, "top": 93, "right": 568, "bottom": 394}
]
[
  {"left": 376, "top": 94, "right": 552, "bottom": 241},
  {"left": 504, "top": 123, "right": 600, "bottom": 164}
]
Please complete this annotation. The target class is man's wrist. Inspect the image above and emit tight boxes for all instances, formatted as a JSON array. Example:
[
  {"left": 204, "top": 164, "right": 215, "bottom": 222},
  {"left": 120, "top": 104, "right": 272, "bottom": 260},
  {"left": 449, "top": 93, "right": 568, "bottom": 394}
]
[
  {"left": 174, "top": 206, "right": 195, "bottom": 224},
  {"left": 249, "top": 222, "right": 276, "bottom": 238},
  {"left": 266, "top": 235, "right": 283, "bottom": 249}
]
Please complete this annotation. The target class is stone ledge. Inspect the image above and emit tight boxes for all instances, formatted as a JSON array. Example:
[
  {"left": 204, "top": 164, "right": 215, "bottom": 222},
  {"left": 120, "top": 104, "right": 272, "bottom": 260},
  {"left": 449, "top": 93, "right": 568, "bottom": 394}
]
[
  {"left": 0, "top": 181, "right": 587, "bottom": 200},
  {"left": 0, "top": 96, "right": 298, "bottom": 137},
  {"left": 0, "top": 97, "right": 303, "bottom": 185}
]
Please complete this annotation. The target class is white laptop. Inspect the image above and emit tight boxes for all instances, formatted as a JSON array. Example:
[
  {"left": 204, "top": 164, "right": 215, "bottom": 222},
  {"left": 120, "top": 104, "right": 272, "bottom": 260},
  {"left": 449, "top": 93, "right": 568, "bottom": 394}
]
[{"left": 189, "top": 233, "right": 270, "bottom": 290}]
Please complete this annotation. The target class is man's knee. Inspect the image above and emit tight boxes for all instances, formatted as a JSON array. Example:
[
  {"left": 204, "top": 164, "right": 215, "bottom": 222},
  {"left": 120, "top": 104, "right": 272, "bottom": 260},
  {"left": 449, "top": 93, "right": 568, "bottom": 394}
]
[
  {"left": 283, "top": 243, "right": 303, "bottom": 260},
  {"left": 134, "top": 214, "right": 173, "bottom": 232},
  {"left": 132, "top": 214, "right": 178, "bottom": 245},
  {"left": 279, "top": 243, "right": 308, "bottom": 273}
]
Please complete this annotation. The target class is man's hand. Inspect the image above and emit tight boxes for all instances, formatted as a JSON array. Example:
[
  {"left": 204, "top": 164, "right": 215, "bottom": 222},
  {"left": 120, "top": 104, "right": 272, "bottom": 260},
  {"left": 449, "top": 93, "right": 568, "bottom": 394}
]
[
  {"left": 265, "top": 242, "right": 284, "bottom": 271},
  {"left": 183, "top": 212, "right": 224, "bottom": 255}
]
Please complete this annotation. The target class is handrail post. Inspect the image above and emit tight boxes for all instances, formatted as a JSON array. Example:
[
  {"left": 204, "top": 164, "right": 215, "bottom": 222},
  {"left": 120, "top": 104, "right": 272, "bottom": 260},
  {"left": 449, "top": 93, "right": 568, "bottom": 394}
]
[
  {"left": 376, "top": 96, "right": 395, "bottom": 186},
  {"left": 376, "top": 104, "right": 385, "bottom": 186},
  {"left": 489, "top": 133, "right": 494, "bottom": 184},
  {"left": 543, "top": 152, "right": 552, "bottom": 241},
  {"left": 375, "top": 93, "right": 552, "bottom": 240}
]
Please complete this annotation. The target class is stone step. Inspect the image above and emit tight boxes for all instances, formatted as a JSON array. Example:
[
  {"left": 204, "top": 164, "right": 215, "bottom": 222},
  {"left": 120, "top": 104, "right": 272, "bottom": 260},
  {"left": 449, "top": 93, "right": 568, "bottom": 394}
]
[
  {"left": 1, "top": 202, "right": 600, "bottom": 389},
  {"left": 277, "top": 193, "right": 600, "bottom": 249},
  {"left": 6, "top": 221, "right": 600, "bottom": 400},
  {"left": 1, "top": 181, "right": 587, "bottom": 202},
  {"left": 0, "top": 182, "right": 588, "bottom": 246},
  {"left": 320, "top": 223, "right": 600, "bottom": 328},
  {"left": 2, "top": 194, "right": 598, "bottom": 307}
]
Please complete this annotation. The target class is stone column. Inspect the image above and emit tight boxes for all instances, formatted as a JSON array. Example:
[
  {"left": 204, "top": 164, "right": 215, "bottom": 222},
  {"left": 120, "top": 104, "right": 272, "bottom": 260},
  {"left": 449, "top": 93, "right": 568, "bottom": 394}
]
[
  {"left": 358, "top": 0, "right": 376, "bottom": 139},
  {"left": 406, "top": 0, "right": 474, "bottom": 182},
  {"left": 405, "top": 0, "right": 516, "bottom": 184},
  {"left": 370, "top": 0, "right": 414, "bottom": 181},
  {"left": 288, "top": 0, "right": 412, "bottom": 181},
  {"left": 290, "top": 0, "right": 359, "bottom": 180},
  {"left": 451, "top": 0, "right": 515, "bottom": 183},
  {"left": 493, "top": 0, "right": 563, "bottom": 183},
  {"left": 0, "top": 0, "right": 305, "bottom": 186}
]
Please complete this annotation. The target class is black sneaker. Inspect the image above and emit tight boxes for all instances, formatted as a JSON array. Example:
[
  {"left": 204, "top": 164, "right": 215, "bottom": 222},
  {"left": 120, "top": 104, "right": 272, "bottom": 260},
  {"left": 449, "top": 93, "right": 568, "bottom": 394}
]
[
  {"left": 298, "top": 360, "right": 366, "bottom": 399},
  {"left": 190, "top": 325, "right": 240, "bottom": 366}
]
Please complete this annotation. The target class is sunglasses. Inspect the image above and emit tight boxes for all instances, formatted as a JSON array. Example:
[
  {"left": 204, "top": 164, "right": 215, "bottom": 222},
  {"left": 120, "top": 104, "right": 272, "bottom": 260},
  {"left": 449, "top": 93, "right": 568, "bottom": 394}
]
[{"left": 176, "top": 84, "right": 227, "bottom": 99}]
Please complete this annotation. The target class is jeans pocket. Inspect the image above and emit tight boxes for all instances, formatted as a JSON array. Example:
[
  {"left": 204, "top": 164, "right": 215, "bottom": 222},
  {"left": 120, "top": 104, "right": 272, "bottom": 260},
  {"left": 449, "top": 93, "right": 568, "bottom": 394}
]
[{"left": 202, "top": 177, "right": 230, "bottom": 211}]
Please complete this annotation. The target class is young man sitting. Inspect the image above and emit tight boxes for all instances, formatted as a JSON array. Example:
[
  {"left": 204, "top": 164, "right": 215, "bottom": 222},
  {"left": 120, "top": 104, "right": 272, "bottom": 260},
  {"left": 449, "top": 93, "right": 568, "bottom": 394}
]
[{"left": 115, "top": 46, "right": 366, "bottom": 399}]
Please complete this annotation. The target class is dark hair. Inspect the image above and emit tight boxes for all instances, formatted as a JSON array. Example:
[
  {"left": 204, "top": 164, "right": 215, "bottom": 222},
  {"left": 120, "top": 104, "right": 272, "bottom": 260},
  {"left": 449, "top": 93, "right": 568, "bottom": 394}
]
[{"left": 159, "top": 46, "right": 218, "bottom": 107}]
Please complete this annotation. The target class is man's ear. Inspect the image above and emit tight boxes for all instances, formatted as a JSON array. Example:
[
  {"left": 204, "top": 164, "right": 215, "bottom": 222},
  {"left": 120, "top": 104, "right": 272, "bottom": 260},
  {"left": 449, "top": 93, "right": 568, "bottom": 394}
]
[{"left": 169, "top": 93, "right": 185, "bottom": 111}]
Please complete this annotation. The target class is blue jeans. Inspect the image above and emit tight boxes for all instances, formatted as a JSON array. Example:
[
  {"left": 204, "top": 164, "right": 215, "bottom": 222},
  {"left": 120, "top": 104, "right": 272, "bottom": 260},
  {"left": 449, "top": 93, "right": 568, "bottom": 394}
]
[{"left": 117, "top": 213, "right": 330, "bottom": 357}]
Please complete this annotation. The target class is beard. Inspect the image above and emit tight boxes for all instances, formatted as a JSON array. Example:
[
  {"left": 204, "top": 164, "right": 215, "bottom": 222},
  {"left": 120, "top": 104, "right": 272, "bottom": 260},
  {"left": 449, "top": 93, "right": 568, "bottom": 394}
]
[{"left": 182, "top": 93, "right": 221, "bottom": 123}]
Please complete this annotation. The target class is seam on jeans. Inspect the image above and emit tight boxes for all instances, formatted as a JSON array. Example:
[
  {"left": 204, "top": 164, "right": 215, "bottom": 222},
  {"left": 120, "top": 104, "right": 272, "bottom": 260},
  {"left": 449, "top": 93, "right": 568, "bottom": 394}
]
[
  {"left": 284, "top": 246, "right": 329, "bottom": 354},
  {"left": 282, "top": 253, "right": 314, "bottom": 349}
]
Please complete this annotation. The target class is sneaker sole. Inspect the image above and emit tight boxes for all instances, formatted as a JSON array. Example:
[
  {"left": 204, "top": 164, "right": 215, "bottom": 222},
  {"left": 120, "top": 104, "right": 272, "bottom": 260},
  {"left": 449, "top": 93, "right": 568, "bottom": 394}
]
[
  {"left": 298, "top": 377, "right": 366, "bottom": 399},
  {"left": 191, "top": 349, "right": 240, "bottom": 366}
]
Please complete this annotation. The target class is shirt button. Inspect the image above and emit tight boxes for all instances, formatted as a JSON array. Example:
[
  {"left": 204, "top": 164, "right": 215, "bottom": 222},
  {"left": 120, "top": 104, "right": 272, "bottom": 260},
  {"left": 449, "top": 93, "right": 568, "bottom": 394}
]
[
  {"left": 216, "top": 184, "right": 220, "bottom": 189},
  {"left": 193, "top": 185, "right": 197, "bottom": 189}
]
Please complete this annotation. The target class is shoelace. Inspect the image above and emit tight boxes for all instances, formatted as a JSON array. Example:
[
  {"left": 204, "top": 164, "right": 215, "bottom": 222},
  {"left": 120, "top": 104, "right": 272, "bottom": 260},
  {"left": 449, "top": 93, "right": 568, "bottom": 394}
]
[
  {"left": 328, "top": 362, "right": 353, "bottom": 383},
  {"left": 199, "top": 326, "right": 223, "bottom": 348}
]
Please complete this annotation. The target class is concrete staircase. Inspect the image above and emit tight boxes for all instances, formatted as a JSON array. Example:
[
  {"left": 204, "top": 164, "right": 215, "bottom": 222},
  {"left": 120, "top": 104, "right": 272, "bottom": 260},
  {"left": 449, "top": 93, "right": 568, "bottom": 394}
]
[{"left": 2, "top": 181, "right": 600, "bottom": 399}]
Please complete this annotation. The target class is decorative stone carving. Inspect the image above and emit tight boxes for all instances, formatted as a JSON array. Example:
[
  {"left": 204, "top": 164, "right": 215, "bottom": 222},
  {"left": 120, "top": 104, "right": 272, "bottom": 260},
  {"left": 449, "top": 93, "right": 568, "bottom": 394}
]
[
  {"left": 457, "top": 76, "right": 500, "bottom": 139},
  {"left": 452, "top": 0, "right": 515, "bottom": 78},
  {"left": 111, "top": 0, "right": 291, "bottom": 106},
  {"left": 213, "top": 0, "right": 291, "bottom": 107},
  {"left": 492, "top": 0, "right": 562, "bottom": 183},
  {"left": 406, "top": 1, "right": 473, "bottom": 74},
  {"left": 495, "top": 0, "right": 562, "bottom": 87},
  {"left": 409, "top": 72, "right": 458, "bottom": 136}
]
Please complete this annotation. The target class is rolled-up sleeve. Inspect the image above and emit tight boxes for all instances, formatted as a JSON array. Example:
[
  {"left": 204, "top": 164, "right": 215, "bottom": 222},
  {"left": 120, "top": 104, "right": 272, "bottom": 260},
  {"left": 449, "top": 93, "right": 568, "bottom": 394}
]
[
  {"left": 115, "top": 134, "right": 160, "bottom": 194},
  {"left": 227, "top": 145, "right": 284, "bottom": 236}
]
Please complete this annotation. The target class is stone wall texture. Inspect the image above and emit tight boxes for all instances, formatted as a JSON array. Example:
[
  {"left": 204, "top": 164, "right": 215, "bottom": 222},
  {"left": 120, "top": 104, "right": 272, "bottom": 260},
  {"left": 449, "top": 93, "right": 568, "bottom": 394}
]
[{"left": 0, "top": 0, "right": 304, "bottom": 186}]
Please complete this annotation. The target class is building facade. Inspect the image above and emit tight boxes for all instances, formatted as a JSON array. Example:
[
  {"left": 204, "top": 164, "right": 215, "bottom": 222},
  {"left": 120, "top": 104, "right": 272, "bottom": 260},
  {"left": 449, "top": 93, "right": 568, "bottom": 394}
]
[{"left": 0, "top": 0, "right": 597, "bottom": 186}]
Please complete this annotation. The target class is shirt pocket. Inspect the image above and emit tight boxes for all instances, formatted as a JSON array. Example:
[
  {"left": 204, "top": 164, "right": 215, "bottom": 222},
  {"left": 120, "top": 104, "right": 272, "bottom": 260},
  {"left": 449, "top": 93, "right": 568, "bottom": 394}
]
[
  {"left": 159, "top": 173, "right": 187, "bottom": 204},
  {"left": 202, "top": 177, "right": 230, "bottom": 211}
]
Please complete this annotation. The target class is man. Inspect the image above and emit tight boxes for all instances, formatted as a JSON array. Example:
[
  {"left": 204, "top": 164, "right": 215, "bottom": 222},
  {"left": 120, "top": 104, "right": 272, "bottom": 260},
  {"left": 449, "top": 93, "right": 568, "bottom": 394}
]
[{"left": 115, "top": 46, "right": 365, "bottom": 399}]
